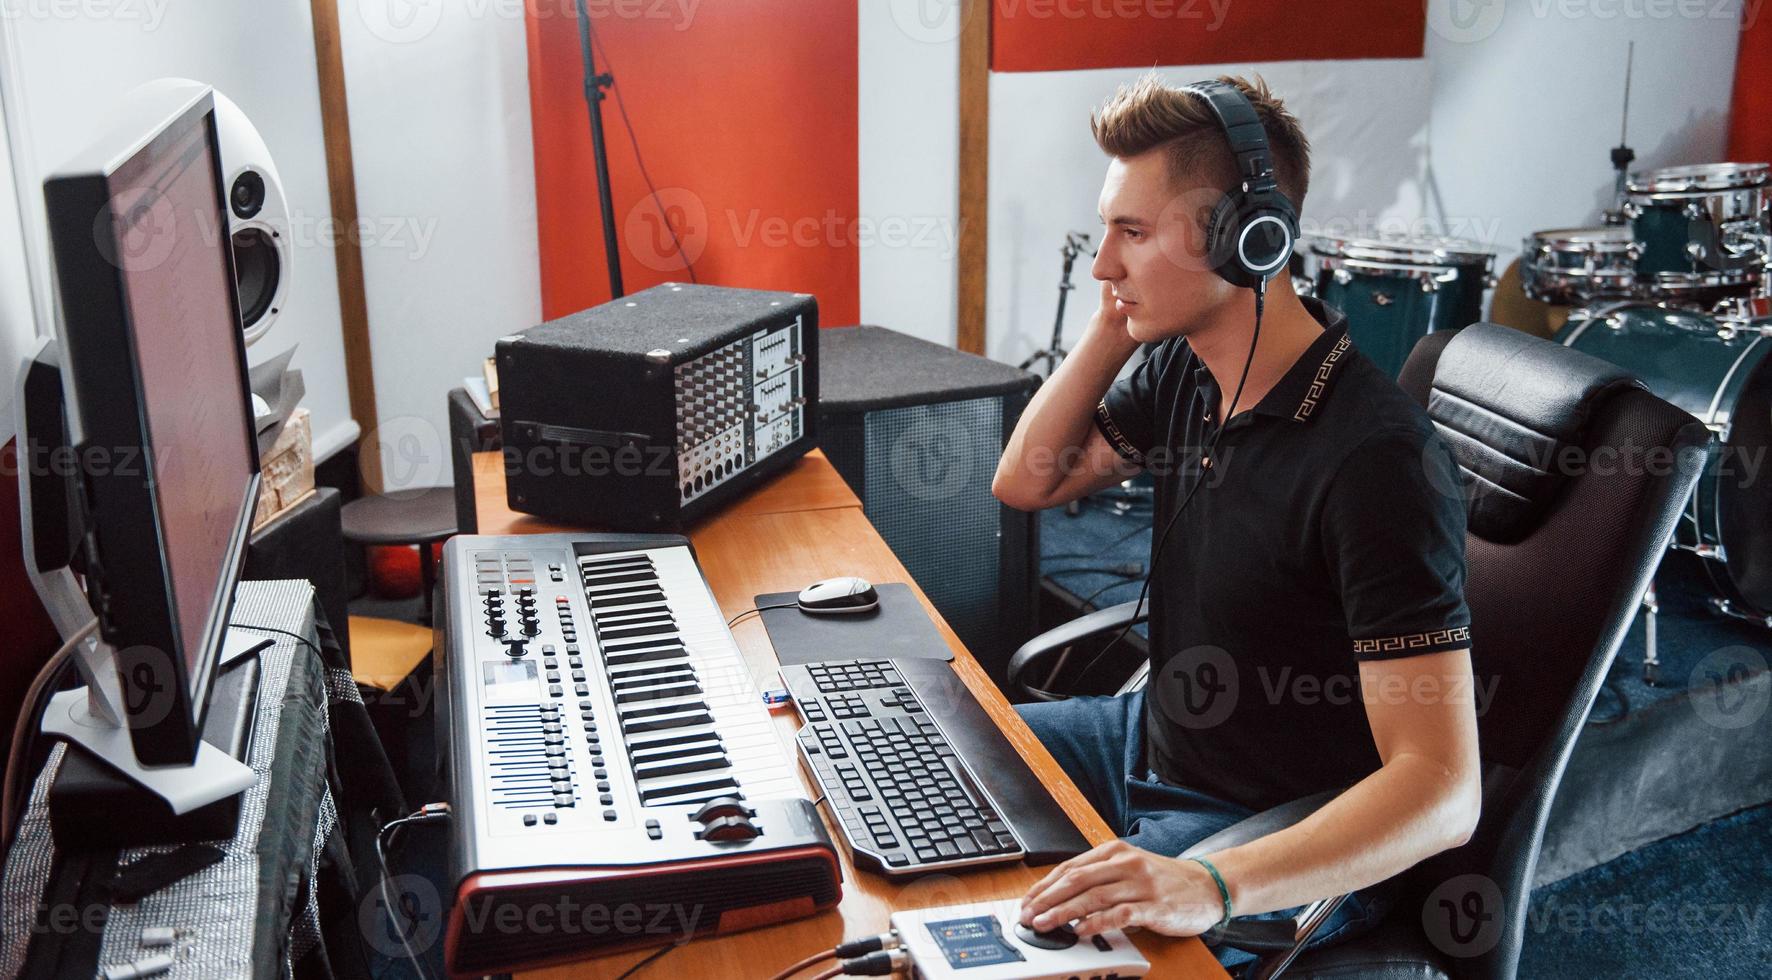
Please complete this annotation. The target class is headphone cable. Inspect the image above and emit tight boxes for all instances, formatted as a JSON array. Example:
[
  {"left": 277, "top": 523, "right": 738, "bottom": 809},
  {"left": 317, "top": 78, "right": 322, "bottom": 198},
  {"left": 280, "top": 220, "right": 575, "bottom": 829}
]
[{"left": 1067, "top": 281, "right": 1267, "bottom": 685}]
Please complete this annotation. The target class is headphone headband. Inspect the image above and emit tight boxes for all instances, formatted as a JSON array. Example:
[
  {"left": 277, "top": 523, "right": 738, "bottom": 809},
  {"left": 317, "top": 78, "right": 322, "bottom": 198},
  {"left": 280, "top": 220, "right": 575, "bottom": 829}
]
[
  {"left": 1179, "top": 79, "right": 1297, "bottom": 288},
  {"left": 1180, "top": 80, "right": 1278, "bottom": 192}
]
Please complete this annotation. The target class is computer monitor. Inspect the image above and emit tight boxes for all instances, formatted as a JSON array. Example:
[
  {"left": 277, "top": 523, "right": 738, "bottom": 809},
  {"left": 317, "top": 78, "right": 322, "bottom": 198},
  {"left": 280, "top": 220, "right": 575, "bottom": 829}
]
[{"left": 37, "top": 83, "right": 262, "bottom": 774}]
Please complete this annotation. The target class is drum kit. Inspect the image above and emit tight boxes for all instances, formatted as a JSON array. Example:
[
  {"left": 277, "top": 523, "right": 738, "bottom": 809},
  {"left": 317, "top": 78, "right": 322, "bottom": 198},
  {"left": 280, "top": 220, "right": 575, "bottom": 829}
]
[
  {"left": 1297, "top": 154, "right": 1772, "bottom": 682},
  {"left": 1525, "top": 160, "right": 1772, "bottom": 683}
]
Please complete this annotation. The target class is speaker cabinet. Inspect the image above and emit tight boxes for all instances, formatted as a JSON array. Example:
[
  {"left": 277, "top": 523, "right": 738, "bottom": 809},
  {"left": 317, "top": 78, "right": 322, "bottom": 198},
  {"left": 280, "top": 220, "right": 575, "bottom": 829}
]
[
  {"left": 138, "top": 79, "right": 293, "bottom": 345},
  {"left": 819, "top": 327, "right": 1040, "bottom": 682}
]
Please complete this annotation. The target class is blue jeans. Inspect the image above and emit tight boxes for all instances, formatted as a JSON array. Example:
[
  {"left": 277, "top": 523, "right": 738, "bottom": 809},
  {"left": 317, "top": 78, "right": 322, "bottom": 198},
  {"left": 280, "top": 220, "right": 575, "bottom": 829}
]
[{"left": 1016, "top": 691, "right": 1391, "bottom": 969}]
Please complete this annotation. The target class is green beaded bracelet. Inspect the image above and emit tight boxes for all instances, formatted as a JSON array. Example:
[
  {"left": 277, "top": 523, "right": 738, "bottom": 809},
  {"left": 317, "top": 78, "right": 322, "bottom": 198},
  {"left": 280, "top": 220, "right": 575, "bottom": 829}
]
[{"left": 1189, "top": 856, "right": 1233, "bottom": 927}]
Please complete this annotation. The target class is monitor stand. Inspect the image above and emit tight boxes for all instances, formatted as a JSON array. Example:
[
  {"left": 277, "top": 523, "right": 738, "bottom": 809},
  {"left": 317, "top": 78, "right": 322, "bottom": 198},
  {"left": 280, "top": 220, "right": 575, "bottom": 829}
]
[{"left": 37, "top": 615, "right": 268, "bottom": 815}]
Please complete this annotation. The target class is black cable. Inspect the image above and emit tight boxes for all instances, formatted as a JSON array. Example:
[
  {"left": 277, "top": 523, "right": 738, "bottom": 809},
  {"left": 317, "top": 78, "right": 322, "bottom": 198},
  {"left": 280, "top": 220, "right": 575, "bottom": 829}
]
[
  {"left": 373, "top": 806, "right": 452, "bottom": 980},
  {"left": 586, "top": 23, "right": 698, "bottom": 283},
  {"left": 727, "top": 602, "right": 800, "bottom": 627},
  {"left": 1079, "top": 576, "right": 1140, "bottom": 611},
  {"left": 229, "top": 623, "right": 320, "bottom": 656},
  {"left": 615, "top": 941, "right": 682, "bottom": 978},
  {"left": 1069, "top": 282, "right": 1268, "bottom": 684},
  {"left": 1043, "top": 563, "right": 1144, "bottom": 578}
]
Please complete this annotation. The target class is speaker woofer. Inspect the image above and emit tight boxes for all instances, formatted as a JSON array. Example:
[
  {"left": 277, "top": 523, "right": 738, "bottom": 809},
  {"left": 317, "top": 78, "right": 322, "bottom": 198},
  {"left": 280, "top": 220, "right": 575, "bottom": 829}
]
[{"left": 231, "top": 226, "right": 281, "bottom": 328}]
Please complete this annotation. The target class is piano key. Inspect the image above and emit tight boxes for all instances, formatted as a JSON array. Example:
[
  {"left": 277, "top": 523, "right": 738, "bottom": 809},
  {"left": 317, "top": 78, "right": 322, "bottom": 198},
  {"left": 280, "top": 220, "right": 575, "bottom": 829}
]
[
  {"left": 613, "top": 680, "right": 704, "bottom": 704},
  {"left": 637, "top": 773, "right": 741, "bottom": 806},
  {"left": 622, "top": 708, "right": 715, "bottom": 734},
  {"left": 605, "top": 645, "right": 691, "bottom": 669},
  {"left": 632, "top": 750, "right": 730, "bottom": 781},
  {"left": 619, "top": 691, "right": 709, "bottom": 714}
]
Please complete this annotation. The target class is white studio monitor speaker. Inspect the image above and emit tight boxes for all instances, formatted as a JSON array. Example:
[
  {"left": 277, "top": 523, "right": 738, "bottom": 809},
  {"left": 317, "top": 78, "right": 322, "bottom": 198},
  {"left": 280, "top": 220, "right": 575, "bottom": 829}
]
[{"left": 135, "top": 78, "right": 292, "bottom": 346}]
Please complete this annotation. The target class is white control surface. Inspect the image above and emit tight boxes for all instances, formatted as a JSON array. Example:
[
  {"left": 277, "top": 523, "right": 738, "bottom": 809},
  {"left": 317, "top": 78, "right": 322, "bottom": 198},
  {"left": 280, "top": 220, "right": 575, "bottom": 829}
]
[{"left": 890, "top": 901, "right": 1149, "bottom": 980}]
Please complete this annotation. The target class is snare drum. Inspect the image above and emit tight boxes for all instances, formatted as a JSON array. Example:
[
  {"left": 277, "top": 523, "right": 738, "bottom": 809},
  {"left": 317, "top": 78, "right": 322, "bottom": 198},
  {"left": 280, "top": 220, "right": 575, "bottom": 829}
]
[
  {"left": 1556, "top": 304, "right": 1772, "bottom": 617},
  {"left": 1309, "top": 236, "right": 1497, "bottom": 377},
  {"left": 1625, "top": 162, "right": 1772, "bottom": 303},
  {"left": 1520, "top": 226, "right": 1639, "bottom": 305}
]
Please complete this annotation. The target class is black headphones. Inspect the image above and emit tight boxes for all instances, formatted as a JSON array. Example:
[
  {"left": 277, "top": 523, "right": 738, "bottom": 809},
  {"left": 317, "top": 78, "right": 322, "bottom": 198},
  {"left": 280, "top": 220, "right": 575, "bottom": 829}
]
[{"left": 1181, "top": 80, "right": 1299, "bottom": 290}]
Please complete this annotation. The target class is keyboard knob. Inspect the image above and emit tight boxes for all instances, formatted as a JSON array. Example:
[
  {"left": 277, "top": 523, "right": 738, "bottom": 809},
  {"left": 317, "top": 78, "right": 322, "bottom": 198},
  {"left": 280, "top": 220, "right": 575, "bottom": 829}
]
[
  {"left": 692, "top": 797, "right": 755, "bottom": 823},
  {"left": 505, "top": 641, "right": 528, "bottom": 659},
  {"left": 697, "top": 814, "right": 759, "bottom": 843}
]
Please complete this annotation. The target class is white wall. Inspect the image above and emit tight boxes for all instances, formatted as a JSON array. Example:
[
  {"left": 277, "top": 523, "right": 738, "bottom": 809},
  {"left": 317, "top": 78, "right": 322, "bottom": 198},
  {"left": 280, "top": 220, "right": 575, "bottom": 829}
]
[
  {"left": 338, "top": 2, "right": 540, "bottom": 491},
  {"left": 858, "top": 0, "right": 961, "bottom": 346},
  {"left": 851, "top": 0, "right": 1747, "bottom": 366},
  {"left": 0, "top": 49, "right": 40, "bottom": 441},
  {"left": 988, "top": 60, "right": 1435, "bottom": 362},
  {"left": 0, "top": 0, "right": 357, "bottom": 459},
  {"left": 1424, "top": 0, "right": 1740, "bottom": 267}
]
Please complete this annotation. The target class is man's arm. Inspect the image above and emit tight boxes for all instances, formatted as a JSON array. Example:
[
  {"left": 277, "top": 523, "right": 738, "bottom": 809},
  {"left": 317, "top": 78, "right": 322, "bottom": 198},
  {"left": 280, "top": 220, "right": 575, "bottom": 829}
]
[
  {"left": 993, "top": 281, "right": 1146, "bottom": 511},
  {"left": 1019, "top": 647, "right": 1482, "bottom": 938}
]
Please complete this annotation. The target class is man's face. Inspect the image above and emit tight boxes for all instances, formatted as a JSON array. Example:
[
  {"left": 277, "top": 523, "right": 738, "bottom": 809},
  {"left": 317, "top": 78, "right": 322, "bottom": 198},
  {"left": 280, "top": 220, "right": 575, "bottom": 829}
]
[{"left": 1091, "top": 150, "right": 1239, "bottom": 343}]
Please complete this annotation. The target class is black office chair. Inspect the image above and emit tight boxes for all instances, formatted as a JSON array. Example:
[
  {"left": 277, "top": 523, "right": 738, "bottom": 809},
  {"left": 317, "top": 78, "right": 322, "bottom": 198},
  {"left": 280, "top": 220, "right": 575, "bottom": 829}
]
[{"left": 1005, "top": 322, "right": 1710, "bottom": 979}]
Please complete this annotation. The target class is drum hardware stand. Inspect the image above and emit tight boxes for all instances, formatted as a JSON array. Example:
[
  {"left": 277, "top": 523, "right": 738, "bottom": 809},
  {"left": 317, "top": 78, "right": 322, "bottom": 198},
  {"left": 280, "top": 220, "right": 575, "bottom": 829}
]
[
  {"left": 1603, "top": 42, "right": 1637, "bottom": 227},
  {"left": 1020, "top": 231, "right": 1094, "bottom": 377},
  {"left": 1709, "top": 597, "right": 1772, "bottom": 630}
]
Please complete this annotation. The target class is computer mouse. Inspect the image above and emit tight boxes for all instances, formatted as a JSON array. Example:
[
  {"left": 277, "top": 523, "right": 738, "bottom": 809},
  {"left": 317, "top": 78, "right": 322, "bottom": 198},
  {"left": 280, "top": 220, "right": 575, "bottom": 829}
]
[{"left": 796, "top": 576, "right": 879, "bottom": 614}]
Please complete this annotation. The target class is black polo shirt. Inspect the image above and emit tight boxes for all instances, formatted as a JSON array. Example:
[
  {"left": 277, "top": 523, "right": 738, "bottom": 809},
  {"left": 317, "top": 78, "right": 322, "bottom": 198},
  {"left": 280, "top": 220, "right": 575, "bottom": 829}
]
[{"left": 1094, "top": 298, "right": 1471, "bottom": 812}]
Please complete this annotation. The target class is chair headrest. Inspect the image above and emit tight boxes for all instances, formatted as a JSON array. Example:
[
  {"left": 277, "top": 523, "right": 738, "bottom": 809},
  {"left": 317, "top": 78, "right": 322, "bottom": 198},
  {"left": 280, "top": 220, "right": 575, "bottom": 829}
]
[{"left": 1427, "top": 322, "right": 1643, "bottom": 542}]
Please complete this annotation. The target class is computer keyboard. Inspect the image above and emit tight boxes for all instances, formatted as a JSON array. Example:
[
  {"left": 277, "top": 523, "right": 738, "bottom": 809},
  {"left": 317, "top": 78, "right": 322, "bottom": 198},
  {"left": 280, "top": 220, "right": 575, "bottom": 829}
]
[{"left": 782, "top": 660, "right": 1025, "bottom": 876}]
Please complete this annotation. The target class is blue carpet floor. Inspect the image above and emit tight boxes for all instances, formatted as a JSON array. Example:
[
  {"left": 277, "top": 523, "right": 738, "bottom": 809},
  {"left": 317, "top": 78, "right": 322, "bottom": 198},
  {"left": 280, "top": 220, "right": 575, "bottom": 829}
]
[{"left": 1517, "top": 802, "right": 1772, "bottom": 978}]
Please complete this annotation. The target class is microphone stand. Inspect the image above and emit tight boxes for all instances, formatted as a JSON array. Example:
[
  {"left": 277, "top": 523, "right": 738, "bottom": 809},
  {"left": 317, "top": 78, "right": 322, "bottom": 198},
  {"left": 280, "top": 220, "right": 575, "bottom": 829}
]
[
  {"left": 1019, "top": 231, "right": 1093, "bottom": 376},
  {"left": 575, "top": 0, "right": 624, "bottom": 298}
]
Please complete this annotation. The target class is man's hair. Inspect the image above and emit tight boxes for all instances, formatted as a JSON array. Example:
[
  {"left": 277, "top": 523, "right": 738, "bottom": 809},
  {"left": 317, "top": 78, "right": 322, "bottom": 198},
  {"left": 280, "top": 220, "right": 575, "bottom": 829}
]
[{"left": 1092, "top": 72, "right": 1311, "bottom": 213}]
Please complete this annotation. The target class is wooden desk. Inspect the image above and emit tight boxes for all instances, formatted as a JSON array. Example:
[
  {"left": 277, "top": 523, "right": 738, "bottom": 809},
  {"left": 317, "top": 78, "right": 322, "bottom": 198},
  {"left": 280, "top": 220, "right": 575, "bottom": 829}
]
[{"left": 471, "top": 451, "right": 1226, "bottom": 979}]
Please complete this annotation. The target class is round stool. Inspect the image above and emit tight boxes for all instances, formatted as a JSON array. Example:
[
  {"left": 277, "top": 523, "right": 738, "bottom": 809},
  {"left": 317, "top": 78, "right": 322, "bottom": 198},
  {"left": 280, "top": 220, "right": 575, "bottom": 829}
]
[{"left": 341, "top": 486, "right": 457, "bottom": 623}]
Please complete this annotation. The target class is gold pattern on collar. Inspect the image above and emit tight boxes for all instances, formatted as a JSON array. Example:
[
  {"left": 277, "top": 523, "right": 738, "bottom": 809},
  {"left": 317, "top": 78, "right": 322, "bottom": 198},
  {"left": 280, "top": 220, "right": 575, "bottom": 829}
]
[{"left": 1293, "top": 333, "right": 1353, "bottom": 422}]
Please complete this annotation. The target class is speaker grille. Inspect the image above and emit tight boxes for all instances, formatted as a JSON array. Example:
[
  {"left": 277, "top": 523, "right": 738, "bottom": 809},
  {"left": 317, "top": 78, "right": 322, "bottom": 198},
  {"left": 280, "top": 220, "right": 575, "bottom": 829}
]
[{"left": 860, "top": 398, "right": 1002, "bottom": 646}]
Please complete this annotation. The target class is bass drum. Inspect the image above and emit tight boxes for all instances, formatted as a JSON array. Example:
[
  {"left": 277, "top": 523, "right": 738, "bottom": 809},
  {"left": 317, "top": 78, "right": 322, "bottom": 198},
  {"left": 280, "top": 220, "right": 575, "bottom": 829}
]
[{"left": 1556, "top": 304, "right": 1772, "bottom": 617}]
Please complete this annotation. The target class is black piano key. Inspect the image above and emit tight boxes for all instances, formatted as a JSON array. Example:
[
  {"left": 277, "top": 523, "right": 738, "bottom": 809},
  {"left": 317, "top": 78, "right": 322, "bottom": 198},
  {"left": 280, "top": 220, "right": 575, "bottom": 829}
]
[
  {"left": 632, "top": 752, "right": 730, "bottom": 780},
  {"left": 622, "top": 709, "right": 714, "bottom": 734},
  {"left": 620, "top": 699, "right": 709, "bottom": 721},
  {"left": 596, "top": 621, "right": 679, "bottom": 642},
  {"left": 604, "top": 645, "right": 690, "bottom": 668},
  {"left": 638, "top": 776, "right": 740, "bottom": 806},
  {"left": 610, "top": 665, "right": 697, "bottom": 688},
  {"left": 613, "top": 681, "right": 703, "bottom": 705},
  {"left": 628, "top": 734, "right": 722, "bottom": 762},
  {"left": 588, "top": 591, "right": 666, "bottom": 606},
  {"left": 626, "top": 729, "right": 723, "bottom": 753}
]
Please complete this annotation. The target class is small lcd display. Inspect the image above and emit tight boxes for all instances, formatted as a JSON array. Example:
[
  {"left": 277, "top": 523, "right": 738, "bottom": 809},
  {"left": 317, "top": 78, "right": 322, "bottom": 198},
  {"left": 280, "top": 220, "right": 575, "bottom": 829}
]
[{"left": 482, "top": 660, "right": 538, "bottom": 701}]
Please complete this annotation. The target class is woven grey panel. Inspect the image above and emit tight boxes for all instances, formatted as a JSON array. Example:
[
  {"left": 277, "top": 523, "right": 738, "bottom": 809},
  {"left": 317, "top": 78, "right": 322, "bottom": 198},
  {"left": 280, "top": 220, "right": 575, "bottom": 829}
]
[
  {"left": 0, "top": 580, "right": 327, "bottom": 980},
  {"left": 862, "top": 398, "right": 1002, "bottom": 648}
]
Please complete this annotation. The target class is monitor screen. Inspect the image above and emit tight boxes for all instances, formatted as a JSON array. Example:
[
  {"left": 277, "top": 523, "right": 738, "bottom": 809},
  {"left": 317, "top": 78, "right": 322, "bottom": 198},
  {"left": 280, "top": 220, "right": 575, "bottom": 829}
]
[{"left": 105, "top": 109, "right": 257, "bottom": 703}]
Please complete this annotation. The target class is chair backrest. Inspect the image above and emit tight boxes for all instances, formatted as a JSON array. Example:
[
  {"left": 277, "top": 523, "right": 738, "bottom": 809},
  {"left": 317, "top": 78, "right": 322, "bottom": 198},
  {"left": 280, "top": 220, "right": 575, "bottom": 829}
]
[
  {"left": 0, "top": 439, "right": 63, "bottom": 773},
  {"left": 447, "top": 387, "right": 501, "bottom": 535},
  {"left": 1395, "top": 323, "right": 1709, "bottom": 979}
]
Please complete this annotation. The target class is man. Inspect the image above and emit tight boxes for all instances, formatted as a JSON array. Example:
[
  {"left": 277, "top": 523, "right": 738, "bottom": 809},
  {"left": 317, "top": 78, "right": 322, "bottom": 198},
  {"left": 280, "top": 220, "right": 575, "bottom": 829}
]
[{"left": 992, "top": 74, "right": 1482, "bottom": 960}]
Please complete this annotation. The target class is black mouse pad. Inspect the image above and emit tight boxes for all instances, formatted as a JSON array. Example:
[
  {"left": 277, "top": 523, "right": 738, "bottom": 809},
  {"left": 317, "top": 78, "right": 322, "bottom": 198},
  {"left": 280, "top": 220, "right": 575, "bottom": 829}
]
[{"left": 756, "top": 583, "right": 954, "bottom": 665}]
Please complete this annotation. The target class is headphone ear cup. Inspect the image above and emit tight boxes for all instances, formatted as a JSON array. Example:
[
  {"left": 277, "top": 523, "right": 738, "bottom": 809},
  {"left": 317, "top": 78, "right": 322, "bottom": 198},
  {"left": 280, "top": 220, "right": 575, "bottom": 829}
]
[{"left": 1205, "top": 195, "right": 1248, "bottom": 286}]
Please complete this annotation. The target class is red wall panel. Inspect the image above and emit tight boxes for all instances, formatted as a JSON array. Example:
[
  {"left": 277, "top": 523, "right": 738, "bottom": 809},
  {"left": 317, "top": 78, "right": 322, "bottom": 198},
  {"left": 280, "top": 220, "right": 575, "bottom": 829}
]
[
  {"left": 524, "top": 0, "right": 859, "bottom": 324},
  {"left": 990, "top": 0, "right": 1424, "bottom": 73},
  {"left": 1728, "top": 7, "right": 1772, "bottom": 162}
]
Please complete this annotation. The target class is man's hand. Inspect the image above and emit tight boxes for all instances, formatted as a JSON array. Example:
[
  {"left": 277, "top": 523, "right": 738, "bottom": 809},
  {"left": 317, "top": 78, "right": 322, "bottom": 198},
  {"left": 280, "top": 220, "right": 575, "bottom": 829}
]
[
  {"left": 1018, "top": 839, "right": 1225, "bottom": 938},
  {"left": 1088, "top": 279, "right": 1137, "bottom": 353}
]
